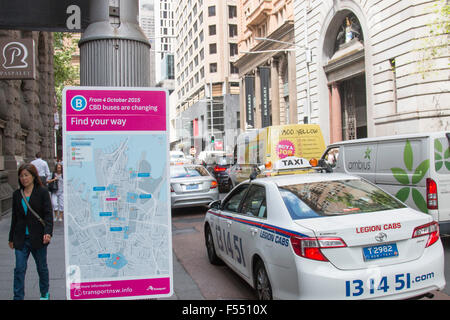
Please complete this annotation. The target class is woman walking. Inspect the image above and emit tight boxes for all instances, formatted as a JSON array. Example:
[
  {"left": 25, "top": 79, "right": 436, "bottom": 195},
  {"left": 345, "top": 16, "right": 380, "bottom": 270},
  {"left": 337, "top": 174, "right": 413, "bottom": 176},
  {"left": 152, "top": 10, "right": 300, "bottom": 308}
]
[
  {"left": 8, "top": 163, "right": 53, "bottom": 300},
  {"left": 48, "top": 163, "right": 64, "bottom": 222}
]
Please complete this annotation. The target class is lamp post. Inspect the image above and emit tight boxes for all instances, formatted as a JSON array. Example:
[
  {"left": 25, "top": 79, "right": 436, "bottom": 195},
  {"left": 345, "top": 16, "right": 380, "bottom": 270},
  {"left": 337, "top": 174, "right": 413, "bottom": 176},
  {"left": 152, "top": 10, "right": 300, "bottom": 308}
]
[{"left": 79, "top": 0, "right": 150, "bottom": 86}]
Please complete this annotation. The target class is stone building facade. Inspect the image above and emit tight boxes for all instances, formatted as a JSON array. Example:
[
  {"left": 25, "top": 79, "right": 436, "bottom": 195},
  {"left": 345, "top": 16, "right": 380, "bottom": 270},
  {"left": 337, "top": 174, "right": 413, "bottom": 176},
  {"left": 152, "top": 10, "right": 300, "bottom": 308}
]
[
  {"left": 235, "top": 0, "right": 298, "bottom": 130},
  {"left": 294, "top": 0, "right": 449, "bottom": 144},
  {"left": 0, "top": 30, "right": 55, "bottom": 217}
]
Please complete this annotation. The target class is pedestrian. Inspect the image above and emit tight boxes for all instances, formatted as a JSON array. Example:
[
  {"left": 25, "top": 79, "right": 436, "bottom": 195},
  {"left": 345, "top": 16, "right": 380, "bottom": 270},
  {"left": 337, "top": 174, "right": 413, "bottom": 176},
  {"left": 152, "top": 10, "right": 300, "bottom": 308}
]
[
  {"left": 8, "top": 163, "right": 53, "bottom": 300},
  {"left": 30, "top": 152, "right": 51, "bottom": 186},
  {"left": 48, "top": 163, "right": 64, "bottom": 222}
]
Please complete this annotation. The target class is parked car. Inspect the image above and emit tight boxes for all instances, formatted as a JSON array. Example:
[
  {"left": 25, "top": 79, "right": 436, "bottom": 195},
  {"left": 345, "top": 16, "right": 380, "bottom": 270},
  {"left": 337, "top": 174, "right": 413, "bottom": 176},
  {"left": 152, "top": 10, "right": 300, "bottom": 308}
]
[
  {"left": 170, "top": 164, "right": 219, "bottom": 209},
  {"left": 211, "top": 156, "right": 235, "bottom": 193},
  {"left": 196, "top": 151, "right": 234, "bottom": 192},
  {"left": 196, "top": 151, "right": 227, "bottom": 166},
  {"left": 204, "top": 156, "right": 446, "bottom": 299},
  {"left": 170, "top": 150, "right": 191, "bottom": 165},
  {"left": 320, "top": 131, "right": 450, "bottom": 234}
]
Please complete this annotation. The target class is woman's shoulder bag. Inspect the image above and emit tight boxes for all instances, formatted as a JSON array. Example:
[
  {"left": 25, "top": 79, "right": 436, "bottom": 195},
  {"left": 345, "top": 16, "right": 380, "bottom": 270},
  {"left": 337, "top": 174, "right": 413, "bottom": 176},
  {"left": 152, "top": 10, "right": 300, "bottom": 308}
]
[{"left": 20, "top": 189, "right": 46, "bottom": 227}]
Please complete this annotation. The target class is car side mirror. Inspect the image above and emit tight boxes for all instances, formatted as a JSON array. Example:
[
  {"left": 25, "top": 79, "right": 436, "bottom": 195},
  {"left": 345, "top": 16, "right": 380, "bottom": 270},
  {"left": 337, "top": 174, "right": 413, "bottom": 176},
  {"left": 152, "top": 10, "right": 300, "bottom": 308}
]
[
  {"left": 209, "top": 200, "right": 221, "bottom": 210},
  {"left": 318, "top": 159, "right": 333, "bottom": 173}
]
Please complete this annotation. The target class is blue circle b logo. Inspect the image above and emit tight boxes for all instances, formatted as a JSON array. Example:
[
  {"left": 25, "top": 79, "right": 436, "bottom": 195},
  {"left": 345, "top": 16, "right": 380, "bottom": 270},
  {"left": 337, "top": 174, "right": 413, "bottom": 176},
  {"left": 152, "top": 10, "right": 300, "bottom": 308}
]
[{"left": 70, "top": 95, "right": 87, "bottom": 111}]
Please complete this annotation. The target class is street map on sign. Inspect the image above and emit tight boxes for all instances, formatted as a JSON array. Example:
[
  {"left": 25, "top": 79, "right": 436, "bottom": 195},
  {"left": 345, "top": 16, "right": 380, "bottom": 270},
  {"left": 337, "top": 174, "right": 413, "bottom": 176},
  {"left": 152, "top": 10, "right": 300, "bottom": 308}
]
[{"left": 65, "top": 133, "right": 170, "bottom": 281}]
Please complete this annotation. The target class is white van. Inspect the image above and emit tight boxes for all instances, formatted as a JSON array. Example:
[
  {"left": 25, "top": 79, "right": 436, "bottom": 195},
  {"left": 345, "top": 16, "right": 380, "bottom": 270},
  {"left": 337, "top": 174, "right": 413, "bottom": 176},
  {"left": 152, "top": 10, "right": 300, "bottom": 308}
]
[{"left": 320, "top": 132, "right": 450, "bottom": 234}]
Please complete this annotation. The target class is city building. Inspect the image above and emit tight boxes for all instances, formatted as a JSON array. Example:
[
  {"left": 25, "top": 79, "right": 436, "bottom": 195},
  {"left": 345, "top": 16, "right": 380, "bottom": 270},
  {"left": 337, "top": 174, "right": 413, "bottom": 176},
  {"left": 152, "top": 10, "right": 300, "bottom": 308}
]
[
  {"left": 140, "top": 1, "right": 156, "bottom": 87},
  {"left": 154, "top": 0, "right": 176, "bottom": 89},
  {"left": 294, "top": 0, "right": 449, "bottom": 144},
  {"left": 235, "top": 0, "right": 298, "bottom": 130},
  {"left": 0, "top": 30, "right": 55, "bottom": 217},
  {"left": 173, "top": 0, "right": 241, "bottom": 156}
]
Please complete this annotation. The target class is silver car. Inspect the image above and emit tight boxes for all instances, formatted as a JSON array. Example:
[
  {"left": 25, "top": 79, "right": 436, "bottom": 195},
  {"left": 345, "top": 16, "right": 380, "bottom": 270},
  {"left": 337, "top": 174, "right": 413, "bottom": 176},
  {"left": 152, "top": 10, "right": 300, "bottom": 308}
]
[{"left": 170, "top": 165, "right": 219, "bottom": 209}]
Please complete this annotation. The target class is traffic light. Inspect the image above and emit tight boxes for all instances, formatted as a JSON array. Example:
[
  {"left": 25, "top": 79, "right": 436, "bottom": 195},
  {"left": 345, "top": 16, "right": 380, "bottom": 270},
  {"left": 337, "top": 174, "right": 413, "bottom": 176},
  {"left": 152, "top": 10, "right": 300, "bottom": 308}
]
[{"left": 211, "top": 135, "right": 215, "bottom": 144}]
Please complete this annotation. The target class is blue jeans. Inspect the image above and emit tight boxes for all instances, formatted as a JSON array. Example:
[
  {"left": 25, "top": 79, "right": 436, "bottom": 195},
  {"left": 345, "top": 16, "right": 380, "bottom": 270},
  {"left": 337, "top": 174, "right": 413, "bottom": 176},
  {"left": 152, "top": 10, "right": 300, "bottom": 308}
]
[{"left": 13, "top": 237, "right": 49, "bottom": 300}]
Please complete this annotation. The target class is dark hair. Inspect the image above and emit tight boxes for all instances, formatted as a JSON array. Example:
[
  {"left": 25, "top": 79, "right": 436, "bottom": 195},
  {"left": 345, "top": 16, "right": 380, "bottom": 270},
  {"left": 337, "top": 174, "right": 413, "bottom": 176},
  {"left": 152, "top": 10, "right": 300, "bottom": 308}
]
[
  {"left": 35, "top": 152, "right": 42, "bottom": 158},
  {"left": 18, "top": 163, "right": 43, "bottom": 189},
  {"left": 54, "top": 163, "right": 63, "bottom": 176}
]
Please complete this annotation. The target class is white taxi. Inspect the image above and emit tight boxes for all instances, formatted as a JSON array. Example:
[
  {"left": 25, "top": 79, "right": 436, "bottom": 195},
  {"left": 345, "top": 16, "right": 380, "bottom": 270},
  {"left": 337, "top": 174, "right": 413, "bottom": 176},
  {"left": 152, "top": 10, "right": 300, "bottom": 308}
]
[{"left": 204, "top": 157, "right": 446, "bottom": 299}]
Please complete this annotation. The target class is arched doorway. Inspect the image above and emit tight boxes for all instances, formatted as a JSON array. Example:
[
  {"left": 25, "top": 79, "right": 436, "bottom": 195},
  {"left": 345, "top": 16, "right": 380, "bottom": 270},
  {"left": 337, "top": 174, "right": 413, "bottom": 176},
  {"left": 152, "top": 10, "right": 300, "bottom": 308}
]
[{"left": 323, "top": 11, "right": 368, "bottom": 142}]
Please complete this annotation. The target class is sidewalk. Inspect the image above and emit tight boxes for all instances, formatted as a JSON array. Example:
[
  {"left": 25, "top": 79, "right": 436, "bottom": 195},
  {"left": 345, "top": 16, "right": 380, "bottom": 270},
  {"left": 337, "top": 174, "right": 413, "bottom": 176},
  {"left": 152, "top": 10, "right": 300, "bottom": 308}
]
[{"left": 0, "top": 212, "right": 204, "bottom": 300}]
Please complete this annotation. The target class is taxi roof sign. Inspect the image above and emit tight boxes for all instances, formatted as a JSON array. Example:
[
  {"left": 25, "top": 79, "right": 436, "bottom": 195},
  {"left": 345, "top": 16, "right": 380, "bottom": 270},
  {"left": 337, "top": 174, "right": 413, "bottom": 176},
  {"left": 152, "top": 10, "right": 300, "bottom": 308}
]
[{"left": 273, "top": 156, "right": 312, "bottom": 171}]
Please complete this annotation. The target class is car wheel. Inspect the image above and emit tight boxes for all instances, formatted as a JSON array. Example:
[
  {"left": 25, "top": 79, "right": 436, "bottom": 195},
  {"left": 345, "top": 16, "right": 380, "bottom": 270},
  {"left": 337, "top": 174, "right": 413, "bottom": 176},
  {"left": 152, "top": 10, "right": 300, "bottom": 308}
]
[
  {"left": 205, "top": 224, "right": 223, "bottom": 265},
  {"left": 254, "top": 260, "right": 272, "bottom": 300}
]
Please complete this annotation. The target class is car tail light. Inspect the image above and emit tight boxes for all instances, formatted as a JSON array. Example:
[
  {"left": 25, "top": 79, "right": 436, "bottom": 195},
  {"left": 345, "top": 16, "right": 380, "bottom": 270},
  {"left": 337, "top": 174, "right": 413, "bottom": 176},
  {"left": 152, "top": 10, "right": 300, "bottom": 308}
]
[
  {"left": 210, "top": 180, "right": 218, "bottom": 189},
  {"left": 412, "top": 221, "right": 440, "bottom": 247},
  {"left": 170, "top": 185, "right": 174, "bottom": 192},
  {"left": 290, "top": 236, "right": 347, "bottom": 262},
  {"left": 214, "top": 166, "right": 226, "bottom": 172},
  {"left": 426, "top": 178, "right": 438, "bottom": 210}
]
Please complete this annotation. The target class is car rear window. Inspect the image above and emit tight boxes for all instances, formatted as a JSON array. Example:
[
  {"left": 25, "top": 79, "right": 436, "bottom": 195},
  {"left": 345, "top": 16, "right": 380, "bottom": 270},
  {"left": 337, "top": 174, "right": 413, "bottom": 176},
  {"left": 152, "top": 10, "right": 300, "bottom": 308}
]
[
  {"left": 279, "top": 179, "right": 406, "bottom": 220},
  {"left": 170, "top": 166, "right": 209, "bottom": 178}
]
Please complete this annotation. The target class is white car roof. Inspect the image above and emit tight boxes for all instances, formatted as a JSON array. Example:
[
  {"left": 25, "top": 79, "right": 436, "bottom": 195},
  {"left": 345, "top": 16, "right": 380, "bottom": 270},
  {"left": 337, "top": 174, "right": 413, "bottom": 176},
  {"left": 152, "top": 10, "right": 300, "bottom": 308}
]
[
  {"left": 250, "top": 172, "right": 361, "bottom": 187},
  {"left": 327, "top": 131, "right": 449, "bottom": 147}
]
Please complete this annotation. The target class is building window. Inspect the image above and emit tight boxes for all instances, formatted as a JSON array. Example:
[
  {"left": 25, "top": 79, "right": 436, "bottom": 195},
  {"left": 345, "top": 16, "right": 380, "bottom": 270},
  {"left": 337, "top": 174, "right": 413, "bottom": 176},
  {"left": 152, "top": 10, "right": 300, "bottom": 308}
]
[
  {"left": 210, "top": 63, "right": 217, "bottom": 73},
  {"left": 209, "top": 43, "right": 217, "bottom": 54},
  {"left": 230, "top": 62, "right": 238, "bottom": 74},
  {"left": 208, "top": 6, "right": 216, "bottom": 17},
  {"left": 230, "top": 43, "right": 238, "bottom": 56},
  {"left": 229, "top": 24, "right": 238, "bottom": 37},
  {"left": 228, "top": 5, "right": 237, "bottom": 19},
  {"left": 209, "top": 25, "right": 216, "bottom": 36}
]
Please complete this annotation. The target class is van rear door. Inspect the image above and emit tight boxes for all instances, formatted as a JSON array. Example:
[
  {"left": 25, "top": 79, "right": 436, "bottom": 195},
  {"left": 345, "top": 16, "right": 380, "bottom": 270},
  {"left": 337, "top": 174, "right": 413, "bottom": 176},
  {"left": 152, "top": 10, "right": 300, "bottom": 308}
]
[
  {"left": 433, "top": 133, "right": 450, "bottom": 224},
  {"left": 375, "top": 138, "right": 429, "bottom": 214}
]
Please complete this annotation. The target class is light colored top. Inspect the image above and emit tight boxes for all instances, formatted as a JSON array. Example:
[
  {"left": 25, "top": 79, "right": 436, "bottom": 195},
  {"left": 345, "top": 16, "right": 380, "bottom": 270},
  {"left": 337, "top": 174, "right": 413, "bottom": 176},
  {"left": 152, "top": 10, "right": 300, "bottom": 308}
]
[{"left": 31, "top": 158, "right": 51, "bottom": 180}]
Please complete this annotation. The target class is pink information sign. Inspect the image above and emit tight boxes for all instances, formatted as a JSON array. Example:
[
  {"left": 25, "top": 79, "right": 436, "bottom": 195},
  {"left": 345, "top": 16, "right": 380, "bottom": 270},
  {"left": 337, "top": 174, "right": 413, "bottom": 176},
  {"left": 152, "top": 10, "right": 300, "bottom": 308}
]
[
  {"left": 65, "top": 88, "right": 167, "bottom": 132},
  {"left": 63, "top": 87, "right": 172, "bottom": 300}
]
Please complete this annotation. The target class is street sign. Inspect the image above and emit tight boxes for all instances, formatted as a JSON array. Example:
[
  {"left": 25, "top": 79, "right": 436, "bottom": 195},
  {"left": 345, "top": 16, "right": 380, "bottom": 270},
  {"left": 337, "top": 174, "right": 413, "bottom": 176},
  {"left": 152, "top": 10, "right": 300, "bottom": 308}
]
[
  {"left": 0, "top": 0, "right": 90, "bottom": 32},
  {"left": 0, "top": 38, "right": 35, "bottom": 80},
  {"left": 63, "top": 86, "right": 173, "bottom": 300}
]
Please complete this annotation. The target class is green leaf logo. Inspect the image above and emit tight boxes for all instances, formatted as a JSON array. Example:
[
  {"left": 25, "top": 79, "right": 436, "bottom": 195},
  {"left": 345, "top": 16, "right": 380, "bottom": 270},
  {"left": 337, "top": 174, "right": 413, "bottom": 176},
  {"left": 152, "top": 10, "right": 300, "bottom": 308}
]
[
  {"left": 364, "top": 147, "right": 371, "bottom": 160},
  {"left": 404, "top": 140, "right": 413, "bottom": 171},
  {"left": 395, "top": 187, "right": 410, "bottom": 202},
  {"left": 412, "top": 160, "right": 430, "bottom": 184},
  {"left": 434, "top": 138, "right": 450, "bottom": 172},
  {"left": 391, "top": 140, "right": 429, "bottom": 213},
  {"left": 391, "top": 168, "right": 409, "bottom": 185}
]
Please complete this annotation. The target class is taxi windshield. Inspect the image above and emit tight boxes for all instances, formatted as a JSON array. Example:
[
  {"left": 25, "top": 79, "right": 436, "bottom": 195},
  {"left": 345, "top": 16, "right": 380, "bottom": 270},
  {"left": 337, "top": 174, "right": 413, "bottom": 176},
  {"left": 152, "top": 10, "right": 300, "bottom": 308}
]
[
  {"left": 170, "top": 166, "right": 209, "bottom": 178},
  {"left": 279, "top": 179, "right": 406, "bottom": 219}
]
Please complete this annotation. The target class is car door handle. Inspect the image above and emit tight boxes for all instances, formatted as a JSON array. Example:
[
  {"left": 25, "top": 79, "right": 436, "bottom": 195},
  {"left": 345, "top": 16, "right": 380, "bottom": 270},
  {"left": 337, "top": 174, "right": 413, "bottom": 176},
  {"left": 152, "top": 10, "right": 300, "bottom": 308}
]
[{"left": 250, "top": 227, "right": 258, "bottom": 236}]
